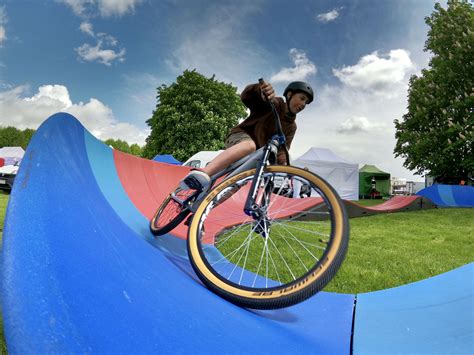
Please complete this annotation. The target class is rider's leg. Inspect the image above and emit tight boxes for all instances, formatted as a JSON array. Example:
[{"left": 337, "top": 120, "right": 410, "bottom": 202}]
[
  {"left": 202, "top": 139, "right": 256, "bottom": 176},
  {"left": 181, "top": 133, "right": 256, "bottom": 191}
]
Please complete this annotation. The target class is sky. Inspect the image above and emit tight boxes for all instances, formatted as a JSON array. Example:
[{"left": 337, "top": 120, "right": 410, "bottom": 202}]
[{"left": 0, "top": 0, "right": 449, "bottom": 182}]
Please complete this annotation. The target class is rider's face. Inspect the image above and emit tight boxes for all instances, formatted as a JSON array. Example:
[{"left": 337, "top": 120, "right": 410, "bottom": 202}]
[{"left": 288, "top": 92, "right": 310, "bottom": 115}]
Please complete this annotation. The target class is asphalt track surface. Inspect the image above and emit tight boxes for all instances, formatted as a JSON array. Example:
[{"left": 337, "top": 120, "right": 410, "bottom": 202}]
[{"left": 1, "top": 113, "right": 472, "bottom": 354}]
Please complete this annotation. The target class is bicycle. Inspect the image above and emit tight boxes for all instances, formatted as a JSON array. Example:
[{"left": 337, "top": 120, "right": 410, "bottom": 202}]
[{"left": 150, "top": 79, "right": 349, "bottom": 309}]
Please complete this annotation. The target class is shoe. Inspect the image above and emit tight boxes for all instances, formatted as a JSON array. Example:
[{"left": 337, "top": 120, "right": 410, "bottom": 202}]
[{"left": 179, "top": 170, "right": 211, "bottom": 191}]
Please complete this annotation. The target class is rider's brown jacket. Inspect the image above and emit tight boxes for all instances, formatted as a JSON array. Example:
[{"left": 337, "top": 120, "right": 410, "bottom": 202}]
[{"left": 228, "top": 83, "right": 297, "bottom": 165}]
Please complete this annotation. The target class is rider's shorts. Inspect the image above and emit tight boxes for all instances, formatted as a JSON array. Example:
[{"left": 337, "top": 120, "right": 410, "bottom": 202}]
[{"left": 225, "top": 131, "right": 254, "bottom": 149}]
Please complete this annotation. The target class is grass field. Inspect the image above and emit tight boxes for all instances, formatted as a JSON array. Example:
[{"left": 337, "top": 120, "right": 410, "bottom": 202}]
[
  {"left": 355, "top": 198, "right": 387, "bottom": 207},
  {"left": 326, "top": 207, "right": 474, "bottom": 293},
  {"left": 0, "top": 193, "right": 472, "bottom": 352}
]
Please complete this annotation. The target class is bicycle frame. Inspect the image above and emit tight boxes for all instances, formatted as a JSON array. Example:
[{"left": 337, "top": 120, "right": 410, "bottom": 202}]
[{"left": 186, "top": 137, "right": 279, "bottom": 216}]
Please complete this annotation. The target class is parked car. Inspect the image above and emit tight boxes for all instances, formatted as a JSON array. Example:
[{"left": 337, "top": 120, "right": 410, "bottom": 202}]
[
  {"left": 0, "top": 163, "right": 20, "bottom": 192},
  {"left": 182, "top": 150, "right": 223, "bottom": 169}
]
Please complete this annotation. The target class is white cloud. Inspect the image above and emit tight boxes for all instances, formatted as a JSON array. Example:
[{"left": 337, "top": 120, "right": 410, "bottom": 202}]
[
  {"left": 75, "top": 33, "right": 125, "bottom": 66},
  {"left": 79, "top": 21, "right": 94, "bottom": 37},
  {"left": 316, "top": 8, "right": 342, "bottom": 23},
  {"left": 25, "top": 85, "right": 72, "bottom": 107},
  {"left": 270, "top": 49, "right": 317, "bottom": 83},
  {"left": 58, "top": 0, "right": 90, "bottom": 17},
  {"left": 0, "top": 85, "right": 149, "bottom": 145},
  {"left": 333, "top": 49, "right": 414, "bottom": 97},
  {"left": 58, "top": 0, "right": 141, "bottom": 18},
  {"left": 336, "top": 116, "right": 386, "bottom": 134},
  {"left": 0, "top": 26, "right": 5, "bottom": 44},
  {"left": 0, "top": 5, "right": 7, "bottom": 44},
  {"left": 76, "top": 21, "right": 123, "bottom": 65},
  {"left": 98, "top": 0, "right": 141, "bottom": 17}
]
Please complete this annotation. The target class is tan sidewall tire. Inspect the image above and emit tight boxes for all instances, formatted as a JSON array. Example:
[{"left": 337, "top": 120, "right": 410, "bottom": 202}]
[{"left": 187, "top": 166, "right": 348, "bottom": 305}]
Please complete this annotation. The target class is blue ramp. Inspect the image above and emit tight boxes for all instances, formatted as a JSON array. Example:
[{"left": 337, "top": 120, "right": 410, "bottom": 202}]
[
  {"left": 353, "top": 263, "right": 474, "bottom": 354},
  {"left": 1, "top": 113, "right": 354, "bottom": 353},
  {"left": 417, "top": 184, "right": 474, "bottom": 207},
  {"left": 152, "top": 154, "right": 182, "bottom": 165}
]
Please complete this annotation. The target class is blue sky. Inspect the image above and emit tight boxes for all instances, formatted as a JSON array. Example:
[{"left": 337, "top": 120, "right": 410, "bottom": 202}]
[{"left": 0, "top": 0, "right": 447, "bottom": 181}]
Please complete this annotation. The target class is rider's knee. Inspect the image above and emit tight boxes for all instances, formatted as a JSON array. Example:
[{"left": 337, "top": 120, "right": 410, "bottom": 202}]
[{"left": 240, "top": 139, "right": 256, "bottom": 154}]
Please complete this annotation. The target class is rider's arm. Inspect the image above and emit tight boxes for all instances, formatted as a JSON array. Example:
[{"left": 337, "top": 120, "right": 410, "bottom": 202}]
[{"left": 240, "top": 83, "right": 269, "bottom": 112}]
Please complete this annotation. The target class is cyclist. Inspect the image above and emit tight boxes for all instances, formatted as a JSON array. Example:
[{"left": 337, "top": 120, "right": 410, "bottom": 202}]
[{"left": 180, "top": 80, "right": 314, "bottom": 191}]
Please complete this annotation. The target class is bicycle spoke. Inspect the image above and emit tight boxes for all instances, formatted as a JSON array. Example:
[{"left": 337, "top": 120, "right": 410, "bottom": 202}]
[
  {"left": 271, "top": 219, "right": 330, "bottom": 240},
  {"left": 275, "top": 225, "right": 320, "bottom": 263},
  {"left": 215, "top": 222, "right": 253, "bottom": 249},
  {"left": 273, "top": 228, "right": 311, "bottom": 272},
  {"left": 213, "top": 225, "right": 256, "bottom": 267},
  {"left": 266, "top": 235, "right": 296, "bottom": 280}
]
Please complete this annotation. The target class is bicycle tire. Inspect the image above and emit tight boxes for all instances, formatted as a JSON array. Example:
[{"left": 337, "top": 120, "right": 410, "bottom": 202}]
[
  {"left": 150, "top": 188, "right": 196, "bottom": 236},
  {"left": 187, "top": 165, "right": 349, "bottom": 309}
]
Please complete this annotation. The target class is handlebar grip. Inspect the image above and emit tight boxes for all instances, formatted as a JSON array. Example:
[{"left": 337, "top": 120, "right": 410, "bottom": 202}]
[{"left": 258, "top": 78, "right": 265, "bottom": 85}]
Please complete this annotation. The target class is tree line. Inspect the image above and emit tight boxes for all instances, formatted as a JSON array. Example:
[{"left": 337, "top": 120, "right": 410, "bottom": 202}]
[{"left": 0, "top": 126, "right": 145, "bottom": 157}]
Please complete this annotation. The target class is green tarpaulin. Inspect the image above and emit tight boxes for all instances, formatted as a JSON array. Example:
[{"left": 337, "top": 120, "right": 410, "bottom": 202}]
[{"left": 359, "top": 164, "right": 391, "bottom": 198}]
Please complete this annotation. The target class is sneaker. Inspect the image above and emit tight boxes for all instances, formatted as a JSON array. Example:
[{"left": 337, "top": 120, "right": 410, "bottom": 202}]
[{"left": 179, "top": 170, "right": 211, "bottom": 191}]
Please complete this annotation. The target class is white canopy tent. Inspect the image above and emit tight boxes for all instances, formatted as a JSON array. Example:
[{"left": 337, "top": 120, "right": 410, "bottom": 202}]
[
  {"left": 293, "top": 147, "right": 359, "bottom": 200},
  {"left": 0, "top": 147, "right": 25, "bottom": 166}
]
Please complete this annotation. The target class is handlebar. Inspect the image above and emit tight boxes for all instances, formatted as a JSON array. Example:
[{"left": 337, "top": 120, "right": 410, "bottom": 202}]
[{"left": 258, "top": 78, "right": 291, "bottom": 165}]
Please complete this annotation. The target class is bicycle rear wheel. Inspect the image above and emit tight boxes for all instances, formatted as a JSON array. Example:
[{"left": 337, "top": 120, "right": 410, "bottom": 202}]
[
  {"left": 150, "top": 187, "right": 197, "bottom": 236},
  {"left": 187, "top": 165, "right": 349, "bottom": 309}
]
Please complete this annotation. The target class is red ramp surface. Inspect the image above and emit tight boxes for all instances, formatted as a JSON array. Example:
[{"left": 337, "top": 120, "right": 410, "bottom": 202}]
[{"left": 342, "top": 195, "right": 437, "bottom": 218}]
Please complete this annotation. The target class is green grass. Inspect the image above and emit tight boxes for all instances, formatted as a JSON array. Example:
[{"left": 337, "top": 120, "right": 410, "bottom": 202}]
[
  {"left": 0, "top": 191, "right": 8, "bottom": 240},
  {"left": 326, "top": 208, "right": 474, "bottom": 293}
]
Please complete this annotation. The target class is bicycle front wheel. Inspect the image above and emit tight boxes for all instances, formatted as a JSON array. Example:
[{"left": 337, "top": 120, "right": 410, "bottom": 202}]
[{"left": 187, "top": 165, "right": 349, "bottom": 309}]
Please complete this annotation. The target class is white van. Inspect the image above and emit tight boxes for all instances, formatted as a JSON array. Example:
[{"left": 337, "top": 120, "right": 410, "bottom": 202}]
[{"left": 182, "top": 150, "right": 223, "bottom": 169}]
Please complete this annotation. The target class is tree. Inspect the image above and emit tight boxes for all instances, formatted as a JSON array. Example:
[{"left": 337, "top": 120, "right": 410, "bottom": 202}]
[
  {"left": 394, "top": 0, "right": 473, "bottom": 181},
  {"left": 143, "top": 70, "right": 247, "bottom": 161},
  {"left": 20, "top": 129, "right": 36, "bottom": 150},
  {"left": 0, "top": 126, "right": 36, "bottom": 149},
  {"left": 104, "top": 138, "right": 131, "bottom": 154},
  {"left": 0, "top": 126, "right": 22, "bottom": 148},
  {"left": 130, "top": 143, "right": 143, "bottom": 157}
]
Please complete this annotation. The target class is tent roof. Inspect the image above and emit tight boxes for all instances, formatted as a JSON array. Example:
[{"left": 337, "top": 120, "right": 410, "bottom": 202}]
[
  {"left": 359, "top": 164, "right": 389, "bottom": 175},
  {"left": 0, "top": 146, "right": 25, "bottom": 159},
  {"left": 152, "top": 154, "right": 181, "bottom": 165},
  {"left": 295, "top": 147, "right": 355, "bottom": 165}
]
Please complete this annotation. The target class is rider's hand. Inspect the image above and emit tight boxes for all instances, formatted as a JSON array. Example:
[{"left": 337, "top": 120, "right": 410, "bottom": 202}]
[{"left": 260, "top": 81, "right": 275, "bottom": 102}]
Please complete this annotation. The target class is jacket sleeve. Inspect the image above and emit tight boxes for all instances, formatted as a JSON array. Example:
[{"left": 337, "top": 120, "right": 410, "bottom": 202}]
[
  {"left": 277, "top": 125, "right": 296, "bottom": 165},
  {"left": 240, "top": 83, "right": 267, "bottom": 112}
]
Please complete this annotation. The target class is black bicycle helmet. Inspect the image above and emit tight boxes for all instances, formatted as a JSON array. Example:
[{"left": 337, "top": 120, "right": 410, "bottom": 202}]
[{"left": 283, "top": 81, "right": 314, "bottom": 104}]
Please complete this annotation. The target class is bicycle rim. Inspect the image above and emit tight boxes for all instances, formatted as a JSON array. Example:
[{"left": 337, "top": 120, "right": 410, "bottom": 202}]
[
  {"left": 187, "top": 166, "right": 349, "bottom": 309},
  {"left": 150, "top": 189, "right": 194, "bottom": 235}
]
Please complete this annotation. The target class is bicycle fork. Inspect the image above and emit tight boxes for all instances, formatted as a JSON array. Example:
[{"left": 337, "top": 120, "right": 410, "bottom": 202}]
[{"left": 244, "top": 143, "right": 276, "bottom": 237}]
